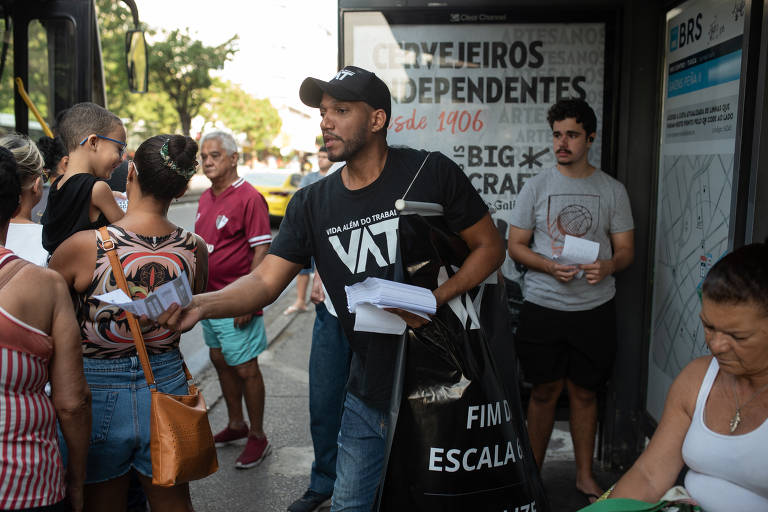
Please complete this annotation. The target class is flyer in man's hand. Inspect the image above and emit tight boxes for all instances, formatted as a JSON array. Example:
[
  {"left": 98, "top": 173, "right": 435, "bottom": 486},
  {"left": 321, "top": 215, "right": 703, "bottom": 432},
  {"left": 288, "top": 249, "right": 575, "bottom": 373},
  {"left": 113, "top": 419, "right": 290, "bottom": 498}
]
[
  {"left": 94, "top": 273, "right": 193, "bottom": 320},
  {"left": 554, "top": 235, "right": 600, "bottom": 279}
]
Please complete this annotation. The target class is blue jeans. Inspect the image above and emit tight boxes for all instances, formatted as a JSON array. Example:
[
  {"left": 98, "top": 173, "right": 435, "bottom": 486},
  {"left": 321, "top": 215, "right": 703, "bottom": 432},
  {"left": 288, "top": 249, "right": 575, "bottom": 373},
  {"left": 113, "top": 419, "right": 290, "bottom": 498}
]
[
  {"left": 331, "top": 393, "right": 389, "bottom": 512},
  {"left": 309, "top": 302, "right": 351, "bottom": 496}
]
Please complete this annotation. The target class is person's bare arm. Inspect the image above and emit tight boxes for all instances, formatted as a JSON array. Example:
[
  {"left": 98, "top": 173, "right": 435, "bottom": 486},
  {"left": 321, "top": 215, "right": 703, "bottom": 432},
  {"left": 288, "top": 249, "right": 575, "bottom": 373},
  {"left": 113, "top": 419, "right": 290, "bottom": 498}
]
[
  {"left": 250, "top": 243, "right": 270, "bottom": 270},
  {"left": 48, "top": 274, "right": 91, "bottom": 512},
  {"left": 507, "top": 225, "right": 578, "bottom": 283},
  {"left": 310, "top": 271, "right": 325, "bottom": 304},
  {"left": 91, "top": 180, "right": 124, "bottom": 223},
  {"left": 390, "top": 213, "right": 504, "bottom": 328},
  {"left": 234, "top": 243, "right": 271, "bottom": 328},
  {"left": 159, "top": 253, "right": 302, "bottom": 332},
  {"left": 191, "top": 234, "right": 209, "bottom": 295},
  {"left": 580, "top": 229, "right": 634, "bottom": 285},
  {"left": 48, "top": 231, "right": 98, "bottom": 293},
  {"left": 610, "top": 357, "right": 707, "bottom": 501}
]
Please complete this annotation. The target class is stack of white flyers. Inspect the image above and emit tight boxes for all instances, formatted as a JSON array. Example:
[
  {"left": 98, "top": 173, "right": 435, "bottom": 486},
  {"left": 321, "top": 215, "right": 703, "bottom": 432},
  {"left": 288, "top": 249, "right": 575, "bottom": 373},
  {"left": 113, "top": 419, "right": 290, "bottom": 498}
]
[
  {"left": 554, "top": 235, "right": 600, "bottom": 279},
  {"left": 345, "top": 277, "right": 436, "bottom": 335},
  {"left": 94, "top": 273, "right": 193, "bottom": 320}
]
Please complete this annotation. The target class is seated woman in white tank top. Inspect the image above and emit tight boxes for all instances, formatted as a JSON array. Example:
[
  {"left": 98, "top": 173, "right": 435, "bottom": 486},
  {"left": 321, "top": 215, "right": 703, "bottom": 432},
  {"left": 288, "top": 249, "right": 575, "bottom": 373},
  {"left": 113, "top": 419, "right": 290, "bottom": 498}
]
[{"left": 606, "top": 243, "right": 768, "bottom": 511}]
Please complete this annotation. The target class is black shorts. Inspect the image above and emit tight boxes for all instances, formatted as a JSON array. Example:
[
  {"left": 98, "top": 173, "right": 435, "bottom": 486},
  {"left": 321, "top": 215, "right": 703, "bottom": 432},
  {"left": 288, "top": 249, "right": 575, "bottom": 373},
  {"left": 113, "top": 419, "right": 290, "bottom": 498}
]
[{"left": 515, "top": 299, "right": 616, "bottom": 392}]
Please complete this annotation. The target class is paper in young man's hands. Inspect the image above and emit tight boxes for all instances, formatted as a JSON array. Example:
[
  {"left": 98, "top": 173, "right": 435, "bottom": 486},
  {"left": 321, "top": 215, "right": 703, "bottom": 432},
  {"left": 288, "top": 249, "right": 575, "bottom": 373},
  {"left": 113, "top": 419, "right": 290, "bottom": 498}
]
[
  {"left": 94, "top": 273, "right": 193, "bottom": 320},
  {"left": 554, "top": 235, "right": 600, "bottom": 279}
]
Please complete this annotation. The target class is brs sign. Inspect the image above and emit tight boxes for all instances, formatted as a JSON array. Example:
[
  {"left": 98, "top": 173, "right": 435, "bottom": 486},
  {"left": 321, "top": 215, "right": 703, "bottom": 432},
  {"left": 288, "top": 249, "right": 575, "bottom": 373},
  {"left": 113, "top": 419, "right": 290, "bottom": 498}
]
[{"left": 670, "top": 13, "right": 703, "bottom": 51}]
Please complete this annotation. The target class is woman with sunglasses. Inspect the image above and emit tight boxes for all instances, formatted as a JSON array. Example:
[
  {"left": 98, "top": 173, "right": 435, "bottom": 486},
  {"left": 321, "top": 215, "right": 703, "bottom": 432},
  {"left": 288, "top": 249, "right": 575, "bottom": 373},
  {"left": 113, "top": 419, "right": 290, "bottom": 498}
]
[
  {"left": 50, "top": 134, "right": 208, "bottom": 512},
  {"left": 41, "top": 102, "right": 126, "bottom": 255}
]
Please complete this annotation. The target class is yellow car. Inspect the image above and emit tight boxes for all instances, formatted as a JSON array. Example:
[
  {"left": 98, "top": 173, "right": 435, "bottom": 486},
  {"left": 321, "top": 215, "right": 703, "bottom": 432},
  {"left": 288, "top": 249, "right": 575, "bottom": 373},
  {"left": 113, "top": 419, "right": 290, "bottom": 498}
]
[{"left": 244, "top": 171, "right": 302, "bottom": 220}]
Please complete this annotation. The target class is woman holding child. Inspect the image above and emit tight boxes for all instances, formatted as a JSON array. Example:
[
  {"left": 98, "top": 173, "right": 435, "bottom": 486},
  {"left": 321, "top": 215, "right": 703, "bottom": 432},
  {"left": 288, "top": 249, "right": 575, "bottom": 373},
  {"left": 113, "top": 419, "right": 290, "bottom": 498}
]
[
  {"left": 50, "top": 134, "right": 208, "bottom": 512},
  {"left": 603, "top": 243, "right": 768, "bottom": 511}
]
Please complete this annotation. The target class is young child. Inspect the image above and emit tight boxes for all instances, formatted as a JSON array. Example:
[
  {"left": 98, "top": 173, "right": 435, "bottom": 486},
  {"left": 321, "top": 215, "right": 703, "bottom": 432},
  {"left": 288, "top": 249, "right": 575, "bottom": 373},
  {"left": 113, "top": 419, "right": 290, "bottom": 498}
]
[{"left": 41, "top": 102, "right": 126, "bottom": 254}]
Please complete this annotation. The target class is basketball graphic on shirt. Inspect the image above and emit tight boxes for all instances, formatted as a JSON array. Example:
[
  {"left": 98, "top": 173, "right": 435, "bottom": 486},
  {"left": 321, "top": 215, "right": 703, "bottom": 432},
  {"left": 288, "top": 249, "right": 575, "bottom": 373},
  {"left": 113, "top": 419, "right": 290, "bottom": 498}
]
[
  {"left": 556, "top": 204, "right": 593, "bottom": 236},
  {"left": 546, "top": 194, "right": 600, "bottom": 254}
]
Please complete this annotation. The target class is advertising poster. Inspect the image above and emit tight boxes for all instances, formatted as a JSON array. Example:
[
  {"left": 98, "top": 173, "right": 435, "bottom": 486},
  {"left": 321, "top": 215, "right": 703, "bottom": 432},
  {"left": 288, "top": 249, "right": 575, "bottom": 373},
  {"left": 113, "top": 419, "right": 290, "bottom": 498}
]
[
  {"left": 344, "top": 13, "right": 605, "bottom": 279},
  {"left": 647, "top": 0, "right": 745, "bottom": 420}
]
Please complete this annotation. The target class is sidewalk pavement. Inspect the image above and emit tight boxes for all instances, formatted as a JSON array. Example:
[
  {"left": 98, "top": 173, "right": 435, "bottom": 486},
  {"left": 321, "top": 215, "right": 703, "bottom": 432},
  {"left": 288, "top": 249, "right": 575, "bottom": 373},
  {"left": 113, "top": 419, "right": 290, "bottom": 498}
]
[{"left": 541, "top": 434, "right": 622, "bottom": 510}]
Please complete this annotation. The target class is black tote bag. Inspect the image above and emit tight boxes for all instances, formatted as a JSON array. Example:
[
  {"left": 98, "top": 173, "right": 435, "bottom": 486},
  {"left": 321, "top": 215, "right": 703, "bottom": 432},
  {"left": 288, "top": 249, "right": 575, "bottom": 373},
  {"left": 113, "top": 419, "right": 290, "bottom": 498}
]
[{"left": 378, "top": 213, "right": 549, "bottom": 512}]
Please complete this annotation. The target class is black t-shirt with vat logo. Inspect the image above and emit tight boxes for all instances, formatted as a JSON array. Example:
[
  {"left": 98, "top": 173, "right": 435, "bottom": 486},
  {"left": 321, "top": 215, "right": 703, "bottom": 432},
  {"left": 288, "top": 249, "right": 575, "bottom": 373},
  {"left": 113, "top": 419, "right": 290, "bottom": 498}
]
[{"left": 270, "top": 146, "right": 488, "bottom": 409}]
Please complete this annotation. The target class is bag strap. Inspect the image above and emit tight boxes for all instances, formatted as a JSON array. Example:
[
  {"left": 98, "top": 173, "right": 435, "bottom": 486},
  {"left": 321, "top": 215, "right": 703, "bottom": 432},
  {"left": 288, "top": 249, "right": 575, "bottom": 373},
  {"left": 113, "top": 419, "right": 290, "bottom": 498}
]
[
  {"left": 0, "top": 253, "right": 27, "bottom": 291},
  {"left": 398, "top": 152, "right": 431, "bottom": 203},
  {"left": 98, "top": 227, "right": 156, "bottom": 386}
]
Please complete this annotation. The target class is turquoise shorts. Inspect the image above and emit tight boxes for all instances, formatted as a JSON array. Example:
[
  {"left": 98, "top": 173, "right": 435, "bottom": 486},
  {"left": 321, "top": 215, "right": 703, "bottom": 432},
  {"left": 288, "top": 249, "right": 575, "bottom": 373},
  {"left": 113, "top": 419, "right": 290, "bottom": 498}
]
[{"left": 201, "top": 316, "right": 268, "bottom": 366}]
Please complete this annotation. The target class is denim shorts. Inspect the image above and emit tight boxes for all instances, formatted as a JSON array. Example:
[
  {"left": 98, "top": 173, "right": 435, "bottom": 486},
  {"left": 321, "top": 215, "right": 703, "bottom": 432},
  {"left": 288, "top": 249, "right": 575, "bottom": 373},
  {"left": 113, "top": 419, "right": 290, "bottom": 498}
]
[{"left": 69, "top": 350, "right": 188, "bottom": 483}]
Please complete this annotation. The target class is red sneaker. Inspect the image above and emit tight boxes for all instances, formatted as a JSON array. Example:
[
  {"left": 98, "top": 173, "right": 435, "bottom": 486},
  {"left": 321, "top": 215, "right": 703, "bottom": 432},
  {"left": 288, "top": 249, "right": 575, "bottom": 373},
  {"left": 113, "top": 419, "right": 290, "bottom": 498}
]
[
  {"left": 213, "top": 425, "right": 249, "bottom": 446},
  {"left": 235, "top": 435, "right": 272, "bottom": 469}
]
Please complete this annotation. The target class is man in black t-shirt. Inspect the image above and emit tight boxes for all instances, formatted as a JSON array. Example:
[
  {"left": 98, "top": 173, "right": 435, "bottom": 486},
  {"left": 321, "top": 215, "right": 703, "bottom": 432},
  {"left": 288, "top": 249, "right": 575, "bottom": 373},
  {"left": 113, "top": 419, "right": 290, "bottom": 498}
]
[{"left": 159, "top": 65, "right": 505, "bottom": 512}]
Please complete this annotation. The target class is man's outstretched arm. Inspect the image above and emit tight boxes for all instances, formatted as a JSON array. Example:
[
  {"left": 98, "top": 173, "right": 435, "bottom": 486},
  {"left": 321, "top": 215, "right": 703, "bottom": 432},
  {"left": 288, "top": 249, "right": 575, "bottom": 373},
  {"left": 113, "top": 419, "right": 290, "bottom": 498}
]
[{"left": 159, "top": 254, "right": 303, "bottom": 332}]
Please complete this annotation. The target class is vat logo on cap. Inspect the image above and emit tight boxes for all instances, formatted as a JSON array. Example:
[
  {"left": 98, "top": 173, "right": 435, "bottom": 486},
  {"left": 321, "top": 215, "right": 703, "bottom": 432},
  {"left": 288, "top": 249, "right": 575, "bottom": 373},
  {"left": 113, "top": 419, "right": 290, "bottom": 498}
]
[{"left": 334, "top": 70, "right": 355, "bottom": 81}]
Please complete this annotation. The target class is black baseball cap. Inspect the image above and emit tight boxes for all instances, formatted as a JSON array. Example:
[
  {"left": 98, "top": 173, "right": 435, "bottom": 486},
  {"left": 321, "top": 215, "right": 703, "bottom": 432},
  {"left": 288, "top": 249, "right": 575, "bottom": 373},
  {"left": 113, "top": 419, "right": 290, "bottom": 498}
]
[{"left": 300, "top": 66, "right": 391, "bottom": 124}]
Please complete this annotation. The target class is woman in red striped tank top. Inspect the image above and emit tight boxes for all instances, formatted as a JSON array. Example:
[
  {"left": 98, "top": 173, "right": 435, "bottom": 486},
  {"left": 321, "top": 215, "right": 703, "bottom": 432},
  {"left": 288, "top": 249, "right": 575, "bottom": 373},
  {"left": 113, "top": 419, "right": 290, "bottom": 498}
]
[{"left": 0, "top": 147, "right": 91, "bottom": 511}]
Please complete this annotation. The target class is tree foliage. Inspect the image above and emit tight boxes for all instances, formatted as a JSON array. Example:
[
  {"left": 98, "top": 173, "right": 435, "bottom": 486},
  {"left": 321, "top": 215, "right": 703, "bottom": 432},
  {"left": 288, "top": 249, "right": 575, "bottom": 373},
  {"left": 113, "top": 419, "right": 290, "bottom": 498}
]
[
  {"left": 151, "top": 30, "right": 237, "bottom": 136},
  {"left": 95, "top": 0, "right": 179, "bottom": 140},
  {"left": 202, "top": 79, "right": 282, "bottom": 154},
  {"left": 96, "top": 0, "right": 238, "bottom": 138}
]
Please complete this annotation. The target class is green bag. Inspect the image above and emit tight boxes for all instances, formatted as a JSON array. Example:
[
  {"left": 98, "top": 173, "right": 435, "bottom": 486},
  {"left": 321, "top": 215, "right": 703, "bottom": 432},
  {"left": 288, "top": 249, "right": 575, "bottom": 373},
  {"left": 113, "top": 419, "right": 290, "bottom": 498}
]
[
  {"left": 577, "top": 498, "right": 701, "bottom": 512},
  {"left": 577, "top": 498, "right": 670, "bottom": 511}
]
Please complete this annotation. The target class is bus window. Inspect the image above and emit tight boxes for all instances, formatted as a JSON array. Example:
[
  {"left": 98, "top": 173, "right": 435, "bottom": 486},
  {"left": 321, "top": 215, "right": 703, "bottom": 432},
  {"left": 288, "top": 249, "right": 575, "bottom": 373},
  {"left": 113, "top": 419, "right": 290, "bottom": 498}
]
[
  {"left": 27, "top": 18, "right": 75, "bottom": 136},
  {"left": 0, "top": 17, "right": 75, "bottom": 137},
  {"left": 0, "top": 18, "right": 16, "bottom": 135}
]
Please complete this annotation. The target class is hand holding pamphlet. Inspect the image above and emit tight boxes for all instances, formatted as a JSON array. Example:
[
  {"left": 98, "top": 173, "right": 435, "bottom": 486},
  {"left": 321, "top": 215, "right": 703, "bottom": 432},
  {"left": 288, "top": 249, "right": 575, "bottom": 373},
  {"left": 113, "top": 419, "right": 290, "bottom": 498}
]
[
  {"left": 94, "top": 273, "right": 193, "bottom": 320},
  {"left": 554, "top": 235, "right": 600, "bottom": 279},
  {"left": 345, "top": 277, "right": 436, "bottom": 334}
]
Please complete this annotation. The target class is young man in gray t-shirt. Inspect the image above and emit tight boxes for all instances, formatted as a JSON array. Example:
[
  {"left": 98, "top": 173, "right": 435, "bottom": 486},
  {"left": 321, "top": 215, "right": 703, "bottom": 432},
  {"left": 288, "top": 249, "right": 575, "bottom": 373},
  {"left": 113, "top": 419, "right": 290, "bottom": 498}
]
[{"left": 508, "top": 99, "right": 634, "bottom": 503}]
